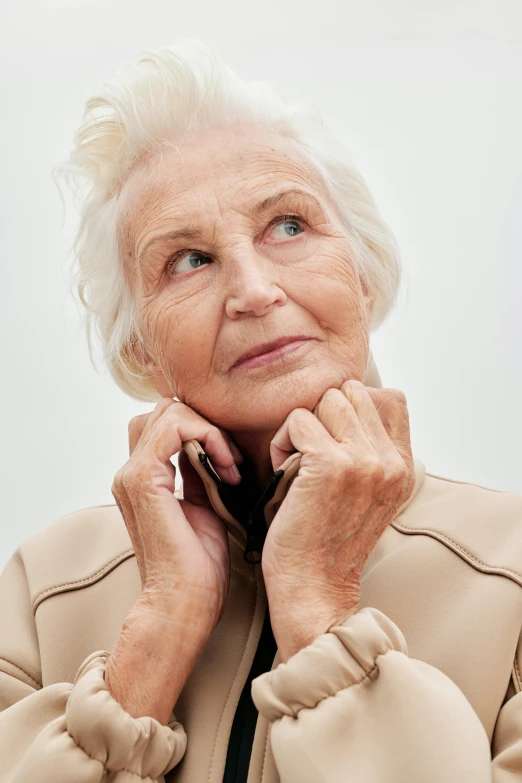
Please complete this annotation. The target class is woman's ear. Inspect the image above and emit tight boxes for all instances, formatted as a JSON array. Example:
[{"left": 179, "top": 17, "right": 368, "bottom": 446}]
[{"left": 359, "top": 274, "right": 376, "bottom": 320}]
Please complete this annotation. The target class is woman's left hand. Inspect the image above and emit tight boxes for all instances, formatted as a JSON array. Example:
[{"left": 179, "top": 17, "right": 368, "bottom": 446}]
[{"left": 262, "top": 379, "right": 416, "bottom": 662}]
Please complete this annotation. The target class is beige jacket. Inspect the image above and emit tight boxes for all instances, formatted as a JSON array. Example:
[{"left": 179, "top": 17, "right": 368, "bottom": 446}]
[{"left": 2, "top": 371, "right": 522, "bottom": 781}]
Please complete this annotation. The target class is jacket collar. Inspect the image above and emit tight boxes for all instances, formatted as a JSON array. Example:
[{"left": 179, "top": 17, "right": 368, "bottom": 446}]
[{"left": 181, "top": 439, "right": 426, "bottom": 566}]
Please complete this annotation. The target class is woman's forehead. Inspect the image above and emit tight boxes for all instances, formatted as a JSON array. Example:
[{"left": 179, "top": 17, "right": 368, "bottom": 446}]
[{"left": 118, "top": 126, "right": 329, "bottom": 231}]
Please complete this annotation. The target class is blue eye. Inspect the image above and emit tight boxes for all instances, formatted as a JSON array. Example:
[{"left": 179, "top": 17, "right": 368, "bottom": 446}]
[
  {"left": 166, "top": 214, "right": 304, "bottom": 277},
  {"left": 270, "top": 215, "right": 304, "bottom": 240},
  {"left": 167, "top": 251, "right": 211, "bottom": 276}
]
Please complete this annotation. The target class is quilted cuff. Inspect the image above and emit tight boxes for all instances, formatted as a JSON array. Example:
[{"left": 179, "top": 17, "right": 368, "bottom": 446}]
[
  {"left": 66, "top": 650, "right": 187, "bottom": 779},
  {"left": 251, "top": 607, "right": 408, "bottom": 722}
]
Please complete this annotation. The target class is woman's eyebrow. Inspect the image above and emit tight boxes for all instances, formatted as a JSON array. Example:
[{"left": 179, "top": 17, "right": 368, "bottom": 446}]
[
  {"left": 252, "top": 187, "right": 324, "bottom": 216},
  {"left": 138, "top": 228, "right": 202, "bottom": 266},
  {"left": 137, "top": 188, "right": 323, "bottom": 266}
]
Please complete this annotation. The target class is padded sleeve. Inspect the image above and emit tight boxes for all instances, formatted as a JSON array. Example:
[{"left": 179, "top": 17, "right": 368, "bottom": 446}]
[
  {"left": 252, "top": 607, "right": 493, "bottom": 782},
  {"left": 0, "top": 550, "right": 187, "bottom": 782}
]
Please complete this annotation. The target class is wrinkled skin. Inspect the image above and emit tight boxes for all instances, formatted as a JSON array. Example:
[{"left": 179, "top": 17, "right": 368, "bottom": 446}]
[
  {"left": 266, "top": 379, "right": 415, "bottom": 660},
  {"left": 118, "top": 124, "right": 415, "bottom": 659},
  {"left": 118, "top": 124, "right": 372, "bottom": 487}
]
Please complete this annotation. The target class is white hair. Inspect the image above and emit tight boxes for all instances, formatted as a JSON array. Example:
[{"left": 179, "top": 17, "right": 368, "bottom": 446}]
[{"left": 54, "top": 38, "right": 401, "bottom": 402}]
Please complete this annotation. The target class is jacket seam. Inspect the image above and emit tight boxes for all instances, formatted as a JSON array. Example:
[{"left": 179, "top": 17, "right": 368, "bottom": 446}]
[
  {"left": 32, "top": 549, "right": 137, "bottom": 612},
  {"left": 209, "top": 579, "right": 259, "bottom": 783},
  {"left": 0, "top": 656, "right": 42, "bottom": 689},
  {"left": 390, "top": 521, "right": 522, "bottom": 586},
  {"left": 392, "top": 520, "right": 522, "bottom": 699},
  {"left": 514, "top": 656, "right": 522, "bottom": 692},
  {"left": 32, "top": 550, "right": 251, "bottom": 614},
  {"left": 261, "top": 719, "right": 271, "bottom": 782}
]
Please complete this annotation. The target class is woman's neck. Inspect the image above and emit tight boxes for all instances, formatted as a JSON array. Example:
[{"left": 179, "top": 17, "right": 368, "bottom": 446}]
[{"left": 229, "top": 428, "right": 277, "bottom": 492}]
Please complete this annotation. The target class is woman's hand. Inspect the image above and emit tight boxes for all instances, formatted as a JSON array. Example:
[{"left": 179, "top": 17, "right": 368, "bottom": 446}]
[
  {"left": 107, "top": 399, "right": 243, "bottom": 723},
  {"left": 111, "top": 398, "right": 243, "bottom": 631},
  {"left": 262, "top": 379, "right": 415, "bottom": 663}
]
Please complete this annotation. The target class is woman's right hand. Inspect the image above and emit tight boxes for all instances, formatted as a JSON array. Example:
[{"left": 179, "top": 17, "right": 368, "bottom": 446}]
[
  {"left": 107, "top": 399, "right": 243, "bottom": 724},
  {"left": 111, "top": 398, "right": 243, "bottom": 629}
]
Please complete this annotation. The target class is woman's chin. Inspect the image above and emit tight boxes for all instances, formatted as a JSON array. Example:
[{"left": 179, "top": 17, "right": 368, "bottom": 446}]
[
  {"left": 193, "top": 360, "right": 359, "bottom": 432},
  {"left": 221, "top": 378, "right": 340, "bottom": 431}
]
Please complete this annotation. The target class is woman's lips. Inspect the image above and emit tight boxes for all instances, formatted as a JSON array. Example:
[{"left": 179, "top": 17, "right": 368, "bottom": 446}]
[{"left": 232, "top": 338, "right": 317, "bottom": 370}]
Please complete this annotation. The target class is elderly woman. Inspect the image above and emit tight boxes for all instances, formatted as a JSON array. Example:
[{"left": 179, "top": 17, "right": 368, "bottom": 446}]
[{"left": 1, "top": 40, "right": 522, "bottom": 783}]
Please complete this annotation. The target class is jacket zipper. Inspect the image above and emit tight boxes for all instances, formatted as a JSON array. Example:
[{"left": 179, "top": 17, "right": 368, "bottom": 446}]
[
  {"left": 196, "top": 451, "right": 284, "bottom": 564},
  {"left": 197, "top": 452, "right": 284, "bottom": 780},
  {"left": 243, "top": 469, "right": 283, "bottom": 564},
  {"left": 222, "top": 603, "right": 277, "bottom": 783},
  {"left": 221, "top": 473, "right": 282, "bottom": 781}
]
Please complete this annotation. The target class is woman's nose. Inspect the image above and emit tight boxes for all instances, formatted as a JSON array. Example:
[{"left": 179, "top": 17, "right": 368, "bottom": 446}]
[{"left": 224, "top": 252, "right": 287, "bottom": 319}]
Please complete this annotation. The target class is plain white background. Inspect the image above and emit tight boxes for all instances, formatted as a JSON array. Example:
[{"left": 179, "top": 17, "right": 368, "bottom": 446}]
[{"left": 1, "top": 0, "right": 521, "bottom": 569}]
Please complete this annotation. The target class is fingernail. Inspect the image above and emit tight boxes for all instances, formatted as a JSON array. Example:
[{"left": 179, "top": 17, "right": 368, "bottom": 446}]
[{"left": 221, "top": 464, "right": 242, "bottom": 483}]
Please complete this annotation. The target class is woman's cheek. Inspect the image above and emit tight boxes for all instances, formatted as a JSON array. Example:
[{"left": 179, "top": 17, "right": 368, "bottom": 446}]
[
  {"left": 148, "top": 300, "right": 177, "bottom": 346},
  {"left": 291, "top": 259, "right": 359, "bottom": 316},
  {"left": 169, "top": 301, "right": 220, "bottom": 376}
]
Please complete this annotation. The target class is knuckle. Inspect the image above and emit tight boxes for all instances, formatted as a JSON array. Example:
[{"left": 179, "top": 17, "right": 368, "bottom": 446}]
[
  {"left": 111, "top": 472, "right": 123, "bottom": 497},
  {"left": 153, "top": 400, "right": 180, "bottom": 427},
  {"left": 163, "top": 401, "right": 184, "bottom": 420},
  {"left": 119, "top": 462, "right": 143, "bottom": 494},
  {"left": 380, "top": 460, "right": 410, "bottom": 499},
  {"left": 341, "top": 379, "right": 364, "bottom": 393},
  {"left": 323, "top": 386, "right": 341, "bottom": 398},
  {"left": 365, "top": 455, "right": 384, "bottom": 480},
  {"left": 318, "top": 388, "right": 344, "bottom": 412},
  {"left": 326, "top": 448, "right": 346, "bottom": 470},
  {"left": 330, "top": 449, "right": 357, "bottom": 478},
  {"left": 206, "top": 424, "right": 225, "bottom": 447},
  {"left": 289, "top": 407, "right": 308, "bottom": 424},
  {"left": 112, "top": 463, "right": 134, "bottom": 497},
  {"left": 156, "top": 397, "right": 176, "bottom": 413},
  {"left": 318, "top": 387, "right": 339, "bottom": 406},
  {"left": 386, "top": 459, "right": 408, "bottom": 484},
  {"left": 347, "top": 454, "right": 384, "bottom": 483},
  {"left": 389, "top": 388, "right": 407, "bottom": 406},
  {"left": 128, "top": 413, "right": 148, "bottom": 434}
]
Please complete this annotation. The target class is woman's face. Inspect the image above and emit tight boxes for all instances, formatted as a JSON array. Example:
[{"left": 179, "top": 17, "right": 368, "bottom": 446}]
[{"left": 119, "top": 125, "right": 373, "bottom": 433}]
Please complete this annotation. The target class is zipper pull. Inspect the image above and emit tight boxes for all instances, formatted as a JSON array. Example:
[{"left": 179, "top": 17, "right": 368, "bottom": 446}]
[
  {"left": 243, "top": 469, "right": 285, "bottom": 565},
  {"left": 244, "top": 511, "right": 263, "bottom": 565}
]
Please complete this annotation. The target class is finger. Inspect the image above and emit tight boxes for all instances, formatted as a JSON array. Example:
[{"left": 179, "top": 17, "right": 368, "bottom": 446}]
[
  {"left": 140, "top": 407, "right": 242, "bottom": 485},
  {"left": 364, "top": 387, "right": 408, "bottom": 437},
  {"left": 346, "top": 383, "right": 414, "bottom": 478},
  {"left": 312, "top": 388, "right": 367, "bottom": 444},
  {"left": 339, "top": 381, "right": 392, "bottom": 453},
  {"left": 220, "top": 430, "right": 244, "bottom": 464},
  {"left": 270, "top": 407, "right": 336, "bottom": 471},
  {"left": 364, "top": 387, "right": 414, "bottom": 468},
  {"left": 128, "top": 398, "right": 176, "bottom": 455}
]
